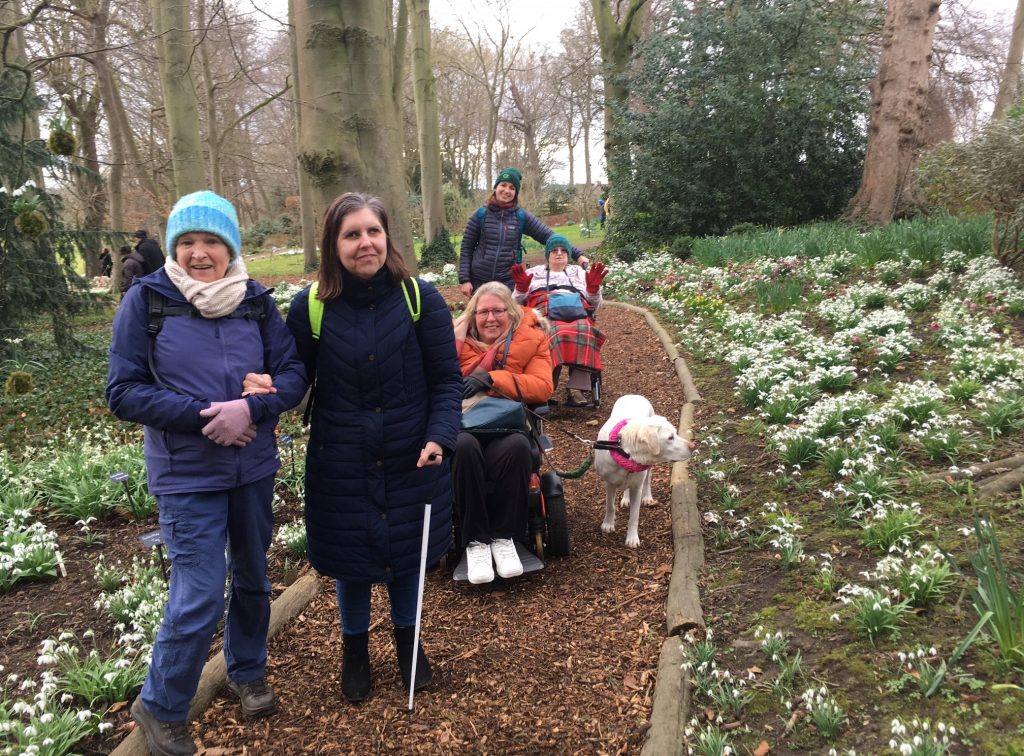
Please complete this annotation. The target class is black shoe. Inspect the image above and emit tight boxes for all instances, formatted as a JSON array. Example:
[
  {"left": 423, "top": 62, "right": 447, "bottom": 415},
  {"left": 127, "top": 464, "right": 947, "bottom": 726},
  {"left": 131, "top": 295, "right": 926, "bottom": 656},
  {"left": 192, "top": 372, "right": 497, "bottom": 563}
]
[
  {"left": 341, "top": 632, "right": 372, "bottom": 703},
  {"left": 393, "top": 626, "right": 432, "bottom": 691},
  {"left": 130, "top": 697, "right": 195, "bottom": 756},
  {"left": 226, "top": 677, "right": 278, "bottom": 718}
]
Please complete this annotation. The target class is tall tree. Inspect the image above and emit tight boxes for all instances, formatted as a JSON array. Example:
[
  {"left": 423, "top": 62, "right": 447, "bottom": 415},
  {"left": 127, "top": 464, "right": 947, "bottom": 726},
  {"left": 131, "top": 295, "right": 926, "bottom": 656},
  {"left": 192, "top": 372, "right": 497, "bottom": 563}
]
[
  {"left": 150, "top": 0, "right": 206, "bottom": 194},
  {"left": 846, "top": 0, "right": 941, "bottom": 224},
  {"left": 616, "top": 0, "right": 875, "bottom": 242},
  {"left": 590, "top": 0, "right": 649, "bottom": 181},
  {"left": 292, "top": 0, "right": 414, "bottom": 259},
  {"left": 410, "top": 0, "right": 446, "bottom": 243},
  {"left": 992, "top": 0, "right": 1024, "bottom": 120}
]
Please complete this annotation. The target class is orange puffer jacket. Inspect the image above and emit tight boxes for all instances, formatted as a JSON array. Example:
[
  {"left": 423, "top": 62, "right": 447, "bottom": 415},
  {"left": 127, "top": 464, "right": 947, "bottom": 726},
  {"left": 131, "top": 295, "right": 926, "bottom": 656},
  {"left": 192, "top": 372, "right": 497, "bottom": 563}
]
[{"left": 458, "top": 308, "right": 554, "bottom": 404}]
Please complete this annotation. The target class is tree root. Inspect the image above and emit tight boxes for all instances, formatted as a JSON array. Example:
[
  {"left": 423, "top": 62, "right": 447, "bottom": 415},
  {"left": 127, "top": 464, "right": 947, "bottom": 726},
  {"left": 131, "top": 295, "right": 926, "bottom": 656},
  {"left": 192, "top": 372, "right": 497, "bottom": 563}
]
[{"left": 920, "top": 454, "right": 1024, "bottom": 482}]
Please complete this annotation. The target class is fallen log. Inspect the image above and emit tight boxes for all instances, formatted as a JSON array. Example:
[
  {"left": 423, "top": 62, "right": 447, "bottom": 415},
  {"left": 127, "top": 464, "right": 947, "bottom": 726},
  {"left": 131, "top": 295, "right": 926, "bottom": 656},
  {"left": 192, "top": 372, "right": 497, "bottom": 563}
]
[
  {"left": 977, "top": 465, "right": 1024, "bottom": 499},
  {"left": 641, "top": 637, "right": 690, "bottom": 756},
  {"left": 920, "top": 454, "right": 1024, "bottom": 482}
]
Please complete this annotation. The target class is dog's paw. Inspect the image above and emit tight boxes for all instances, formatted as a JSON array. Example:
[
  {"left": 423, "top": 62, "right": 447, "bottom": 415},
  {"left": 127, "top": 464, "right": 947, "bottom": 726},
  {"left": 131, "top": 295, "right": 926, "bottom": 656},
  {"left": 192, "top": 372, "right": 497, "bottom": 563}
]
[
  {"left": 642, "top": 496, "right": 655, "bottom": 507},
  {"left": 625, "top": 532, "right": 640, "bottom": 549},
  {"left": 601, "top": 518, "right": 616, "bottom": 534}
]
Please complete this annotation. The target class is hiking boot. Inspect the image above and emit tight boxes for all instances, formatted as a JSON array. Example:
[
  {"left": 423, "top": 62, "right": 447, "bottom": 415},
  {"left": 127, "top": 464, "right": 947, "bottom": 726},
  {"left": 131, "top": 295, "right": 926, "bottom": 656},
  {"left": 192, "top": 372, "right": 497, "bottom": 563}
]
[
  {"left": 225, "top": 677, "right": 278, "bottom": 718},
  {"left": 393, "top": 626, "right": 433, "bottom": 691},
  {"left": 567, "top": 388, "right": 589, "bottom": 407},
  {"left": 130, "top": 697, "right": 195, "bottom": 756},
  {"left": 465, "top": 541, "right": 494, "bottom": 584},
  {"left": 341, "top": 631, "right": 372, "bottom": 703},
  {"left": 490, "top": 538, "right": 524, "bottom": 578}
]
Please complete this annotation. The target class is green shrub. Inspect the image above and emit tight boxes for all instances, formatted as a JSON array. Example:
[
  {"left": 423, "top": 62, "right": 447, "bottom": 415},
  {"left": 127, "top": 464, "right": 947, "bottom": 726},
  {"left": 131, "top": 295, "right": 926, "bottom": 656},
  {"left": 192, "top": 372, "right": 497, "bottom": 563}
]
[{"left": 420, "top": 228, "right": 456, "bottom": 270}]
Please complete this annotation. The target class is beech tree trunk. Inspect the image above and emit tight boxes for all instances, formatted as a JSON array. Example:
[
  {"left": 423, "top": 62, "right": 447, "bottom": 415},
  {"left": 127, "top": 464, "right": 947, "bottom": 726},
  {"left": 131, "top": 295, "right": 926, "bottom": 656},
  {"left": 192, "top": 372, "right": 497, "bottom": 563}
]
[
  {"left": 992, "top": 0, "right": 1024, "bottom": 120},
  {"left": 410, "top": 0, "right": 446, "bottom": 243},
  {"left": 846, "top": 0, "right": 940, "bottom": 225},
  {"left": 590, "top": 0, "right": 649, "bottom": 181},
  {"left": 292, "top": 0, "right": 414, "bottom": 262},
  {"left": 150, "top": 0, "right": 206, "bottom": 195},
  {"left": 197, "top": 0, "right": 222, "bottom": 194},
  {"left": 287, "top": 0, "right": 317, "bottom": 272}
]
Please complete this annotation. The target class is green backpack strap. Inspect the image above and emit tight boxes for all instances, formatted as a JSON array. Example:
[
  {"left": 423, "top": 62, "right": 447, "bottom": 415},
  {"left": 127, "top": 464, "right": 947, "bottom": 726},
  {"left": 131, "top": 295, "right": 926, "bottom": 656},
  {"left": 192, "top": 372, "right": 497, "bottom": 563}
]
[
  {"left": 308, "top": 281, "right": 324, "bottom": 340},
  {"left": 307, "top": 278, "right": 419, "bottom": 340}
]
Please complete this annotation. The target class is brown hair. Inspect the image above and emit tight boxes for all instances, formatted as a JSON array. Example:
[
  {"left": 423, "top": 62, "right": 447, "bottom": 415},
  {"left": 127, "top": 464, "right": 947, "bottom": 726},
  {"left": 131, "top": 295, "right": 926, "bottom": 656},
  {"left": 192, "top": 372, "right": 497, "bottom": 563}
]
[
  {"left": 464, "top": 281, "right": 524, "bottom": 342},
  {"left": 316, "top": 192, "right": 411, "bottom": 301}
]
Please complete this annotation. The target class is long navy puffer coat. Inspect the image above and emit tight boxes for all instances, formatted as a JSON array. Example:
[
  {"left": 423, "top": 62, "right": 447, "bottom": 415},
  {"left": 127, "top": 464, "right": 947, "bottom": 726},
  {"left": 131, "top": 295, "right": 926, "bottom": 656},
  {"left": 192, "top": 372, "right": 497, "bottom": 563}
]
[
  {"left": 458, "top": 204, "right": 583, "bottom": 290},
  {"left": 287, "top": 269, "right": 462, "bottom": 582}
]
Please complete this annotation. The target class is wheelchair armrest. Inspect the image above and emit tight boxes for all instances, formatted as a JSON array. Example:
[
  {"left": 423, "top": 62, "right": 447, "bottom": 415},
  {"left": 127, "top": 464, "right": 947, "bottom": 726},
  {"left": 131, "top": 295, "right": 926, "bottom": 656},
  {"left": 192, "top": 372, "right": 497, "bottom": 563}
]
[{"left": 529, "top": 403, "right": 550, "bottom": 418}]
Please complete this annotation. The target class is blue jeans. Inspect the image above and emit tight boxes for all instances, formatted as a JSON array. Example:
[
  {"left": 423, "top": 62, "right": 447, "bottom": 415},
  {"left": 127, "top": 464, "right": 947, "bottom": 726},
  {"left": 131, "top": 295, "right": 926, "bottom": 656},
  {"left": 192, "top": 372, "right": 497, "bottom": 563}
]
[
  {"left": 336, "top": 573, "right": 420, "bottom": 635},
  {"left": 141, "top": 475, "right": 274, "bottom": 721}
]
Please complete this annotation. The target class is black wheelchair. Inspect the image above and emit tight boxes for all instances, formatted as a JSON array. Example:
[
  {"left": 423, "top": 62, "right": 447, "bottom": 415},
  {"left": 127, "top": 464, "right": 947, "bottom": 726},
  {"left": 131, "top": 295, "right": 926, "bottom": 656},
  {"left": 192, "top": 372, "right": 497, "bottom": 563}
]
[{"left": 452, "top": 404, "right": 569, "bottom": 581}]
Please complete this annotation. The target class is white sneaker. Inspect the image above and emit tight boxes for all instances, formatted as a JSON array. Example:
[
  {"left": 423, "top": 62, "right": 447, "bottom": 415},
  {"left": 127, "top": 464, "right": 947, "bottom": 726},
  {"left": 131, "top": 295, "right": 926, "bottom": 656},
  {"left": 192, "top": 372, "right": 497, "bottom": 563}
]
[
  {"left": 466, "top": 541, "right": 494, "bottom": 584},
  {"left": 491, "top": 538, "right": 524, "bottom": 579}
]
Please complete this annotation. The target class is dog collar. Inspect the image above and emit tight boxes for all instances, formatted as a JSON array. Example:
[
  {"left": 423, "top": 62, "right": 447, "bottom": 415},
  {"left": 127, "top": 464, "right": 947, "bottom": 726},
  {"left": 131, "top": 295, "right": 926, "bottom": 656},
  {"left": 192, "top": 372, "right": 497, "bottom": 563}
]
[{"left": 596, "top": 418, "right": 651, "bottom": 473}]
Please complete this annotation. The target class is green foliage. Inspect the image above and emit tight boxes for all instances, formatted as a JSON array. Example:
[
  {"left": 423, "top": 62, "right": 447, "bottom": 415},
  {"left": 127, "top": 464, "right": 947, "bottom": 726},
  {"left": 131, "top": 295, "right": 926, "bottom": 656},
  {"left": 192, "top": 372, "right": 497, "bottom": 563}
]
[
  {"left": 612, "top": 0, "right": 877, "bottom": 246},
  {"left": 4, "top": 370, "right": 33, "bottom": 395},
  {"left": 920, "top": 116, "right": 1024, "bottom": 271},
  {"left": 0, "top": 68, "right": 91, "bottom": 354},
  {"left": 965, "top": 518, "right": 1024, "bottom": 667},
  {"left": 419, "top": 227, "right": 456, "bottom": 270}
]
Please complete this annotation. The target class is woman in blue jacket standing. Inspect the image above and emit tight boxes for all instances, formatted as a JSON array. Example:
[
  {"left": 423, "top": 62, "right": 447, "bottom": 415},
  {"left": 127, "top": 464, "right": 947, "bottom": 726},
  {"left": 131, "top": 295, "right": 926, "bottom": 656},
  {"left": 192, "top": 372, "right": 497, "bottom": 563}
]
[
  {"left": 107, "top": 191, "right": 307, "bottom": 756},
  {"left": 458, "top": 167, "right": 589, "bottom": 297},
  {"left": 284, "top": 192, "right": 462, "bottom": 704}
]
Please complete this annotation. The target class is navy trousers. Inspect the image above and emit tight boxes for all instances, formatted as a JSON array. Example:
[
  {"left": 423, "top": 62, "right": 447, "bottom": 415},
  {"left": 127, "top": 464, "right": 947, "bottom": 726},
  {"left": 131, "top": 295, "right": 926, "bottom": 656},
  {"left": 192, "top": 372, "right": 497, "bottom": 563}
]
[{"left": 141, "top": 475, "right": 274, "bottom": 721}]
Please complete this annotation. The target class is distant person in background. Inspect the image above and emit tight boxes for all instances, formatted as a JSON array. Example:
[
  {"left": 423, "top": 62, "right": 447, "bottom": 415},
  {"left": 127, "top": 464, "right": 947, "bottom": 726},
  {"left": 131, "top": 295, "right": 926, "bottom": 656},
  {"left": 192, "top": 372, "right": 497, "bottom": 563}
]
[
  {"left": 99, "top": 247, "right": 113, "bottom": 277},
  {"left": 597, "top": 198, "right": 606, "bottom": 230},
  {"left": 458, "top": 167, "right": 589, "bottom": 297},
  {"left": 134, "top": 229, "right": 165, "bottom": 274},
  {"left": 119, "top": 245, "right": 145, "bottom": 295}
]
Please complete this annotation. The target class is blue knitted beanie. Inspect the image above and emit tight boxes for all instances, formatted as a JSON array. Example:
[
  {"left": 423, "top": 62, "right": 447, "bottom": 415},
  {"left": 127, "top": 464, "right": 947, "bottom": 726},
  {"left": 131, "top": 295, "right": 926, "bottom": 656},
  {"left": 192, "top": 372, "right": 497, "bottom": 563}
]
[
  {"left": 165, "top": 191, "right": 242, "bottom": 262},
  {"left": 545, "top": 234, "right": 570, "bottom": 260}
]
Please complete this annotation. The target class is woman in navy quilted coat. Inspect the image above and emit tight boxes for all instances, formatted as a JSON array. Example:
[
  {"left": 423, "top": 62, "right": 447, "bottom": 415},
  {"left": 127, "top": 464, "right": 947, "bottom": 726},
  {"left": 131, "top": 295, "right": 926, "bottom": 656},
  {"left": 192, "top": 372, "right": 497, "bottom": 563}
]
[
  {"left": 458, "top": 166, "right": 589, "bottom": 296},
  {"left": 285, "top": 193, "right": 461, "bottom": 703}
]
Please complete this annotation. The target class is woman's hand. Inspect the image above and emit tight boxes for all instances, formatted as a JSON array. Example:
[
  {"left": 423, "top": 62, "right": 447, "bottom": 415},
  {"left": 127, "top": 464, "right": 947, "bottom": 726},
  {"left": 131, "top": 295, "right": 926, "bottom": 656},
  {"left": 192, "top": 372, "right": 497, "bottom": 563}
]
[
  {"left": 576, "top": 254, "right": 590, "bottom": 269},
  {"left": 242, "top": 372, "right": 276, "bottom": 397},
  {"left": 463, "top": 368, "right": 493, "bottom": 399},
  {"left": 417, "top": 441, "right": 444, "bottom": 468},
  {"left": 585, "top": 262, "right": 608, "bottom": 293},
  {"left": 200, "top": 399, "right": 253, "bottom": 446},
  {"left": 509, "top": 263, "right": 533, "bottom": 293},
  {"left": 460, "top": 282, "right": 474, "bottom": 298}
]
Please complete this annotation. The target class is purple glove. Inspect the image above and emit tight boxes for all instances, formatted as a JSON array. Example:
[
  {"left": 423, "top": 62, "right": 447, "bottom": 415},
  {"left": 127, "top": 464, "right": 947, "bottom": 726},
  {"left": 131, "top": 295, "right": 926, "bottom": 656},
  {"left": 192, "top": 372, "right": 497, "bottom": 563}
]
[{"left": 200, "top": 399, "right": 253, "bottom": 446}]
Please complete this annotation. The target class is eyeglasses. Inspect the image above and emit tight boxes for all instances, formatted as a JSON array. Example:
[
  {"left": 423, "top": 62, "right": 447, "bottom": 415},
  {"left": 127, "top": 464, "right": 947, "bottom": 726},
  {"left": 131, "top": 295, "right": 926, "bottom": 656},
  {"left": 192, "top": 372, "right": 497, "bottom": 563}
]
[{"left": 475, "top": 307, "right": 508, "bottom": 319}]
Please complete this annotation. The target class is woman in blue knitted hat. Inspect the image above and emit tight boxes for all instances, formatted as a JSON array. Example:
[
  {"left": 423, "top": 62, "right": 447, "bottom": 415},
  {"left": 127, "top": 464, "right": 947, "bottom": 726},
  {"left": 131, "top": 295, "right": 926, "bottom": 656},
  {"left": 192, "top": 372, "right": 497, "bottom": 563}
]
[
  {"left": 509, "top": 234, "right": 608, "bottom": 406},
  {"left": 107, "top": 190, "right": 308, "bottom": 756},
  {"left": 458, "top": 167, "right": 590, "bottom": 298}
]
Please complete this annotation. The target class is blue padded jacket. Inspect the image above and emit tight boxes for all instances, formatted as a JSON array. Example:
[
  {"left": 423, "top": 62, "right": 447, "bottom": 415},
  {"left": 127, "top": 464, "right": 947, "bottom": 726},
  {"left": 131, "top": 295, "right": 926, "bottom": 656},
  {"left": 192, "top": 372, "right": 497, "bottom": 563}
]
[
  {"left": 106, "top": 270, "right": 308, "bottom": 495},
  {"left": 287, "top": 270, "right": 462, "bottom": 582}
]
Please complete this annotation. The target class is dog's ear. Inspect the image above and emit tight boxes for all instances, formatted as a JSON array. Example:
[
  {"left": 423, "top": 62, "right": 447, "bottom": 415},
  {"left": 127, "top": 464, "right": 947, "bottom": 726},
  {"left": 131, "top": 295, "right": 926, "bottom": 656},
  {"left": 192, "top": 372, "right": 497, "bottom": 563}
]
[{"left": 619, "top": 420, "right": 661, "bottom": 463}]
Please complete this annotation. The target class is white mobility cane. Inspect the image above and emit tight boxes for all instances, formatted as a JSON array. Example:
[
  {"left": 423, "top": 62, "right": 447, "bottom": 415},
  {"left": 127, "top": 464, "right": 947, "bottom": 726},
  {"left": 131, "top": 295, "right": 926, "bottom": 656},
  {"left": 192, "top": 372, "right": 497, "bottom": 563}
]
[{"left": 408, "top": 499, "right": 431, "bottom": 712}]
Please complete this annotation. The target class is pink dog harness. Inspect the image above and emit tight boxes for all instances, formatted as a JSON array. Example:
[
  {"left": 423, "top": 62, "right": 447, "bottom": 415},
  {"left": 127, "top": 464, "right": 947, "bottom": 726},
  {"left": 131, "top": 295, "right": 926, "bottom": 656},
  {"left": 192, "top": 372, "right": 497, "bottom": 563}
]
[{"left": 597, "top": 419, "right": 651, "bottom": 474}]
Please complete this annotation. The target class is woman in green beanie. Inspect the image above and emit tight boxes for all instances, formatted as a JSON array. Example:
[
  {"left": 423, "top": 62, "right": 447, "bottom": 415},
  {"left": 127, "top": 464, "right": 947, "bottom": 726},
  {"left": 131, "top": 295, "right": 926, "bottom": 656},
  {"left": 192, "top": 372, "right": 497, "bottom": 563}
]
[
  {"left": 509, "top": 234, "right": 608, "bottom": 406},
  {"left": 458, "top": 167, "right": 589, "bottom": 298}
]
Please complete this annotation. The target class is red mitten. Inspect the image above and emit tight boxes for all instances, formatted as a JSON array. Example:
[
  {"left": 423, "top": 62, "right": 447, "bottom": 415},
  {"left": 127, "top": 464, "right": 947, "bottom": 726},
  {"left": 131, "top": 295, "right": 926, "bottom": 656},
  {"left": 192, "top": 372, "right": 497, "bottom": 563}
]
[
  {"left": 510, "top": 263, "right": 533, "bottom": 293},
  {"left": 585, "top": 262, "right": 608, "bottom": 293}
]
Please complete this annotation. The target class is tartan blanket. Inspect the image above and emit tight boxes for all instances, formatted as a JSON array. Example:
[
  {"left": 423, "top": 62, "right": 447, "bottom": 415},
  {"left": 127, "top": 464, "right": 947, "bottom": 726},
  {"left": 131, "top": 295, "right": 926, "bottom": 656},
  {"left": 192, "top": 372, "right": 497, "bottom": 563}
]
[{"left": 549, "top": 319, "right": 606, "bottom": 371}]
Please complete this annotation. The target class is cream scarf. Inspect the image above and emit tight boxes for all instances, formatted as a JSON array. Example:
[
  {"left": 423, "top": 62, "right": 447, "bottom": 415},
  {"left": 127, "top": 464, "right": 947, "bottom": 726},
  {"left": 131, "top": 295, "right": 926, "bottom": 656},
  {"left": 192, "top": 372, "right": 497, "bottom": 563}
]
[{"left": 164, "top": 257, "right": 250, "bottom": 319}]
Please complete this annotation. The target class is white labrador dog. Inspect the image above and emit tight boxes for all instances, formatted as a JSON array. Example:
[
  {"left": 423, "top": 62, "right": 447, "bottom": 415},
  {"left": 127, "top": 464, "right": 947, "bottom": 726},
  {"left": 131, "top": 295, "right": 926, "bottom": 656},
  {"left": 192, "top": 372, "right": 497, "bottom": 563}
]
[{"left": 595, "top": 394, "right": 695, "bottom": 548}]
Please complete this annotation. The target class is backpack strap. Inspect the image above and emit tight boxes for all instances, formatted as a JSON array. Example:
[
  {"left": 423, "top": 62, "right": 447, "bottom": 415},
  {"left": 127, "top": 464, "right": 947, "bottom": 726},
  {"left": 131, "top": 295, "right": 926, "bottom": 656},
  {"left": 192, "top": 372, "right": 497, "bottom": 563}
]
[
  {"left": 308, "top": 279, "right": 419, "bottom": 340},
  {"left": 303, "top": 278, "right": 421, "bottom": 424},
  {"left": 147, "top": 286, "right": 271, "bottom": 394},
  {"left": 515, "top": 208, "right": 526, "bottom": 264}
]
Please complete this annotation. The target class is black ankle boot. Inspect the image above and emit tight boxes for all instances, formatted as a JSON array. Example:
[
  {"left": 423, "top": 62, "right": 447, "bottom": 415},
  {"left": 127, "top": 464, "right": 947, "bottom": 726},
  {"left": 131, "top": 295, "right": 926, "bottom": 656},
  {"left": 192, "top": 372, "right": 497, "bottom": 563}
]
[
  {"left": 393, "top": 626, "right": 432, "bottom": 691},
  {"left": 341, "top": 632, "right": 371, "bottom": 703}
]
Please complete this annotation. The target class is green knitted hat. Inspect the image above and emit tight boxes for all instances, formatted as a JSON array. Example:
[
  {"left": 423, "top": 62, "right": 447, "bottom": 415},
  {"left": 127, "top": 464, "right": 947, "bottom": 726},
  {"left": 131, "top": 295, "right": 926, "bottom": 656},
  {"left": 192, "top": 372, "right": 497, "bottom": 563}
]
[
  {"left": 494, "top": 167, "right": 522, "bottom": 195},
  {"left": 545, "top": 234, "right": 570, "bottom": 260}
]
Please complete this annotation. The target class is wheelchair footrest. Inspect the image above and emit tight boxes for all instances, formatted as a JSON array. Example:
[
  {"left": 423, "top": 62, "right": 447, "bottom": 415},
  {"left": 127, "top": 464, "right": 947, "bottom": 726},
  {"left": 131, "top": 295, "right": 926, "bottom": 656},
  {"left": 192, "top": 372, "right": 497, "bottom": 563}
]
[{"left": 453, "top": 541, "right": 544, "bottom": 582}]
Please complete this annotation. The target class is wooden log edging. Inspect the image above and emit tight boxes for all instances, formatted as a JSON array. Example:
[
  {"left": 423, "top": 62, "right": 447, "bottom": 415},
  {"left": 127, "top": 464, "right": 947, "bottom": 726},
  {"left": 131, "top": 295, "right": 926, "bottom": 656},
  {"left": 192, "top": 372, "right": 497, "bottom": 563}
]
[
  {"left": 110, "top": 572, "right": 323, "bottom": 756},
  {"left": 603, "top": 302, "right": 705, "bottom": 756}
]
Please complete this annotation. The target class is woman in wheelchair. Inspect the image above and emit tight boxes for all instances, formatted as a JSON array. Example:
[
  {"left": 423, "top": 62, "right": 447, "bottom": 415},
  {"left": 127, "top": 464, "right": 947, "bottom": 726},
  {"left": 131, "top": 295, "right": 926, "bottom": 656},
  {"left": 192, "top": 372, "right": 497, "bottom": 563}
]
[
  {"left": 453, "top": 282, "right": 554, "bottom": 584},
  {"left": 510, "top": 234, "right": 609, "bottom": 406}
]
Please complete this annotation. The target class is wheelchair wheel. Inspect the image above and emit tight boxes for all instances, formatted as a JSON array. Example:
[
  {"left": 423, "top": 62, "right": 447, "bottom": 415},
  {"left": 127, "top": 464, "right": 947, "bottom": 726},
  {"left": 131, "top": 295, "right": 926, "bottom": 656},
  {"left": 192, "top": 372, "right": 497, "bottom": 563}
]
[
  {"left": 533, "top": 531, "right": 545, "bottom": 561},
  {"left": 544, "top": 492, "right": 570, "bottom": 558}
]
